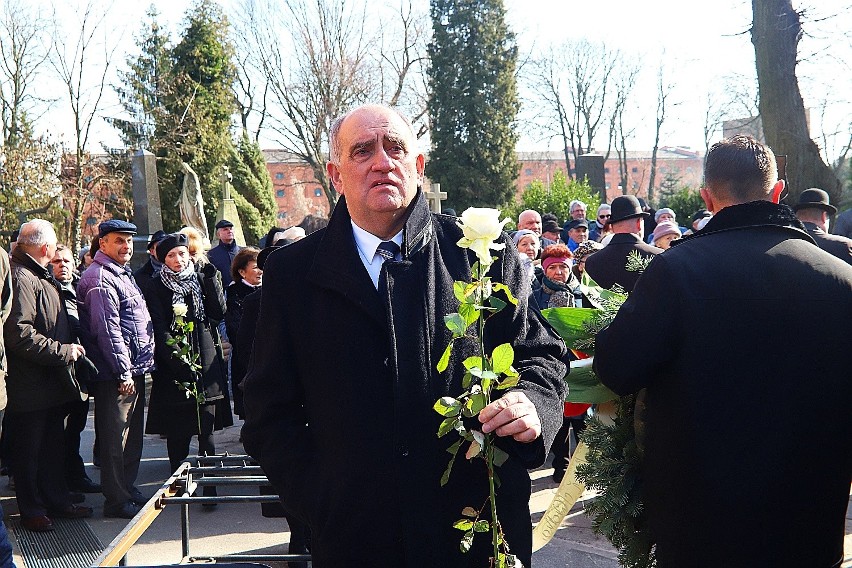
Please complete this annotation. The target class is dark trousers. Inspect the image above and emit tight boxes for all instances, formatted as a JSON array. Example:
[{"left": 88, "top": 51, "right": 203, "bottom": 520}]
[
  {"left": 0, "top": 410, "right": 13, "bottom": 568},
  {"left": 6, "top": 406, "right": 72, "bottom": 518},
  {"left": 552, "top": 415, "right": 587, "bottom": 473},
  {"left": 166, "top": 403, "right": 216, "bottom": 473},
  {"left": 64, "top": 398, "right": 90, "bottom": 484},
  {"left": 92, "top": 376, "right": 145, "bottom": 511}
]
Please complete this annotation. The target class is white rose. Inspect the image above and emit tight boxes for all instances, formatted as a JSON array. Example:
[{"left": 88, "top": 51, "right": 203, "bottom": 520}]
[
  {"left": 456, "top": 207, "right": 509, "bottom": 268},
  {"left": 173, "top": 304, "right": 188, "bottom": 317}
]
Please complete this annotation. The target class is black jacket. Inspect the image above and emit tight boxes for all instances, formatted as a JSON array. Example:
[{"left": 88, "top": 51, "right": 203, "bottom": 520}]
[
  {"left": 594, "top": 201, "right": 852, "bottom": 567},
  {"left": 584, "top": 232, "right": 662, "bottom": 292},
  {"left": 802, "top": 221, "right": 852, "bottom": 265},
  {"left": 242, "top": 191, "right": 567, "bottom": 567},
  {"left": 207, "top": 240, "right": 241, "bottom": 287}
]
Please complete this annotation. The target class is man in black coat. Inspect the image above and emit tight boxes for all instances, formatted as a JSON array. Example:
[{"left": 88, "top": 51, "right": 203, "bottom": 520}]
[
  {"left": 792, "top": 187, "right": 852, "bottom": 265},
  {"left": 584, "top": 195, "right": 662, "bottom": 292},
  {"left": 594, "top": 135, "right": 852, "bottom": 567},
  {"left": 242, "top": 104, "right": 567, "bottom": 567}
]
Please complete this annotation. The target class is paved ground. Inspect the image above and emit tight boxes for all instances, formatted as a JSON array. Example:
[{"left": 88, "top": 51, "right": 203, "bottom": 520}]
[{"left": 2, "top": 407, "right": 851, "bottom": 567}]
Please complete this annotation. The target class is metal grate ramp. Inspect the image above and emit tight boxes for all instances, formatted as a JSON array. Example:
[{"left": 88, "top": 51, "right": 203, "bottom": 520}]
[{"left": 9, "top": 517, "right": 104, "bottom": 568}]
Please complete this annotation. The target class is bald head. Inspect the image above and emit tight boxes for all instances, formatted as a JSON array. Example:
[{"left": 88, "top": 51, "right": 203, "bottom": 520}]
[{"left": 517, "top": 210, "right": 542, "bottom": 235}]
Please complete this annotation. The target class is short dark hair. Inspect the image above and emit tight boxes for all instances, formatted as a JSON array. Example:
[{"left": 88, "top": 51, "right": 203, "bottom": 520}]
[
  {"left": 231, "top": 247, "right": 260, "bottom": 284},
  {"left": 704, "top": 135, "right": 777, "bottom": 202}
]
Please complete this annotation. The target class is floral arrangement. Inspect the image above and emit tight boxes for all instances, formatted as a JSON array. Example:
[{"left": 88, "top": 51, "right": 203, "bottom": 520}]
[
  {"left": 432, "top": 207, "right": 522, "bottom": 567},
  {"left": 166, "top": 303, "right": 205, "bottom": 432}
]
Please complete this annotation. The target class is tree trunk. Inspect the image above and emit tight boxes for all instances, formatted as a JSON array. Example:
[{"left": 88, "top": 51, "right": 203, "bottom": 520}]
[{"left": 752, "top": 0, "right": 840, "bottom": 205}]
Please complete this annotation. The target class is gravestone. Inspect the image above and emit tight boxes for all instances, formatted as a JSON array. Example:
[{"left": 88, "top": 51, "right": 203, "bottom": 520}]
[
  {"left": 130, "top": 149, "right": 163, "bottom": 270},
  {"left": 212, "top": 165, "right": 247, "bottom": 246},
  {"left": 426, "top": 183, "right": 447, "bottom": 213},
  {"left": 575, "top": 154, "right": 606, "bottom": 201}
]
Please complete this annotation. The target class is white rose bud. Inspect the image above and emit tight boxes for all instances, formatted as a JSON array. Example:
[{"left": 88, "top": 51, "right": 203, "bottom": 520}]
[
  {"left": 173, "top": 304, "right": 188, "bottom": 317},
  {"left": 456, "top": 207, "right": 509, "bottom": 268}
]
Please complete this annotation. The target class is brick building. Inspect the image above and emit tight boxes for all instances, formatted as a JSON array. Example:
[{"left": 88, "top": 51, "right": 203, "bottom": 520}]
[{"left": 263, "top": 147, "right": 705, "bottom": 225}]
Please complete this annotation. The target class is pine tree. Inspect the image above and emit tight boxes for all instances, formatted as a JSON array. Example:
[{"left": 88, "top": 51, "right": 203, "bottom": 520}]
[
  {"left": 110, "top": 6, "right": 171, "bottom": 149},
  {"left": 157, "top": 0, "right": 238, "bottom": 232},
  {"left": 426, "top": 0, "right": 520, "bottom": 210},
  {"left": 228, "top": 132, "right": 277, "bottom": 245}
]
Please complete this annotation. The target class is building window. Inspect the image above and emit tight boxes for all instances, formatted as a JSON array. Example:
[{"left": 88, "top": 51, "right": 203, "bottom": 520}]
[
  {"left": 605, "top": 182, "right": 611, "bottom": 190},
  {"left": 86, "top": 216, "right": 97, "bottom": 226},
  {"left": 277, "top": 212, "right": 287, "bottom": 219},
  {"left": 524, "top": 168, "right": 533, "bottom": 176},
  {"left": 314, "top": 188, "right": 322, "bottom": 197},
  {"left": 632, "top": 182, "right": 638, "bottom": 189},
  {"left": 604, "top": 167, "right": 610, "bottom": 174},
  {"left": 276, "top": 189, "right": 285, "bottom": 198},
  {"left": 631, "top": 167, "right": 638, "bottom": 173},
  {"left": 275, "top": 172, "right": 284, "bottom": 180}
]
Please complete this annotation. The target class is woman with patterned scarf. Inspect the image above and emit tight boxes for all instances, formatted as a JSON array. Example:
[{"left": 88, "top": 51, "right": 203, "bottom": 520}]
[
  {"left": 531, "top": 243, "right": 580, "bottom": 309},
  {"left": 145, "top": 233, "right": 233, "bottom": 492}
]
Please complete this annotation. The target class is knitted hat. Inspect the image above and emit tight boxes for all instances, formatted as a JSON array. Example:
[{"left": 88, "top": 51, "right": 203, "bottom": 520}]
[
  {"left": 652, "top": 220, "right": 680, "bottom": 243},
  {"left": 542, "top": 255, "right": 570, "bottom": 272},
  {"left": 156, "top": 232, "right": 190, "bottom": 261},
  {"left": 654, "top": 208, "right": 676, "bottom": 222}
]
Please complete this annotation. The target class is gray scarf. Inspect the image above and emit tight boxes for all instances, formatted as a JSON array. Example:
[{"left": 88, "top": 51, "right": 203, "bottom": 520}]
[{"left": 159, "top": 262, "right": 205, "bottom": 320}]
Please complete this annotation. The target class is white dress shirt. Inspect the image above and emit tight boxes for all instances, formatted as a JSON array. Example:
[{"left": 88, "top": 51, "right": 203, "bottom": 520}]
[{"left": 351, "top": 221, "right": 403, "bottom": 289}]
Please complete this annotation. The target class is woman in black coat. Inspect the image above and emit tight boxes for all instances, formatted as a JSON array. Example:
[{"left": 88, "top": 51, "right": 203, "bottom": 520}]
[
  {"left": 145, "top": 233, "right": 233, "bottom": 475},
  {"left": 224, "top": 247, "right": 261, "bottom": 419}
]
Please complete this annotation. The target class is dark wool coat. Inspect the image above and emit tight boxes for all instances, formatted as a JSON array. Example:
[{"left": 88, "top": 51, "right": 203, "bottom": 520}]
[
  {"left": 207, "top": 240, "right": 241, "bottom": 287},
  {"left": 583, "top": 232, "right": 662, "bottom": 292},
  {"left": 594, "top": 201, "right": 852, "bottom": 568},
  {"left": 801, "top": 221, "right": 852, "bottom": 265},
  {"left": 4, "top": 249, "right": 78, "bottom": 413},
  {"left": 0, "top": 248, "right": 12, "bottom": 411},
  {"left": 242, "top": 192, "right": 568, "bottom": 567},
  {"left": 226, "top": 280, "right": 260, "bottom": 419},
  {"left": 145, "top": 263, "right": 233, "bottom": 437}
]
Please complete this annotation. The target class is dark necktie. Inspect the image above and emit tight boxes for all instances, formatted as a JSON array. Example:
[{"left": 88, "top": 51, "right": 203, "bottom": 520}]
[{"left": 375, "top": 241, "right": 400, "bottom": 262}]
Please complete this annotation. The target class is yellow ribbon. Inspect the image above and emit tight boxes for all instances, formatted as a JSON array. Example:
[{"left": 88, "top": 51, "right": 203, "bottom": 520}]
[{"left": 532, "top": 441, "right": 589, "bottom": 551}]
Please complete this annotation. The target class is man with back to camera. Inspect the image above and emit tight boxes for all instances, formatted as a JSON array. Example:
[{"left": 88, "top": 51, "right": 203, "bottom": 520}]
[
  {"left": 583, "top": 195, "right": 662, "bottom": 292},
  {"left": 241, "top": 103, "right": 567, "bottom": 567},
  {"left": 593, "top": 135, "right": 852, "bottom": 567},
  {"left": 792, "top": 187, "right": 852, "bottom": 265},
  {"left": 77, "top": 220, "right": 155, "bottom": 519}
]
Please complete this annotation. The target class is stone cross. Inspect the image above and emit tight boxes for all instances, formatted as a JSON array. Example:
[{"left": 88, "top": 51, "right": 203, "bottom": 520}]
[
  {"left": 426, "top": 183, "right": 447, "bottom": 213},
  {"left": 213, "top": 164, "right": 246, "bottom": 246},
  {"left": 130, "top": 149, "right": 163, "bottom": 270}
]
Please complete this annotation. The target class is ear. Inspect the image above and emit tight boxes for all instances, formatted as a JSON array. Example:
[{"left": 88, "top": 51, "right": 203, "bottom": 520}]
[
  {"left": 699, "top": 187, "right": 715, "bottom": 213},
  {"left": 769, "top": 180, "right": 785, "bottom": 204},
  {"left": 327, "top": 162, "right": 344, "bottom": 196},
  {"left": 416, "top": 153, "right": 425, "bottom": 182}
]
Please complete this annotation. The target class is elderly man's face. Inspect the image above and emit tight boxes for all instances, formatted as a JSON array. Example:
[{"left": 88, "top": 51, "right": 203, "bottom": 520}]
[
  {"left": 217, "top": 226, "right": 235, "bottom": 244},
  {"left": 517, "top": 212, "right": 542, "bottom": 235},
  {"left": 327, "top": 105, "right": 424, "bottom": 238},
  {"left": 597, "top": 208, "right": 611, "bottom": 225},
  {"left": 99, "top": 232, "right": 133, "bottom": 265},
  {"left": 571, "top": 205, "right": 587, "bottom": 220},
  {"left": 50, "top": 249, "right": 75, "bottom": 283},
  {"left": 568, "top": 226, "right": 588, "bottom": 244}
]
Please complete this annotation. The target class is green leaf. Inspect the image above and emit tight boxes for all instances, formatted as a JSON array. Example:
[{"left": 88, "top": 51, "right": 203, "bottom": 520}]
[
  {"left": 462, "top": 371, "right": 472, "bottom": 389},
  {"left": 491, "top": 343, "right": 514, "bottom": 375},
  {"left": 441, "top": 439, "right": 463, "bottom": 486},
  {"left": 496, "top": 375, "right": 519, "bottom": 390},
  {"left": 453, "top": 280, "right": 468, "bottom": 303},
  {"left": 458, "top": 302, "right": 480, "bottom": 327},
  {"left": 541, "top": 306, "right": 600, "bottom": 353},
  {"left": 459, "top": 531, "right": 474, "bottom": 554},
  {"left": 462, "top": 356, "right": 483, "bottom": 371},
  {"left": 185, "top": 321, "right": 194, "bottom": 332},
  {"left": 461, "top": 506, "right": 478, "bottom": 518},
  {"left": 452, "top": 519, "right": 473, "bottom": 531},
  {"left": 437, "top": 417, "right": 458, "bottom": 437},
  {"left": 473, "top": 520, "right": 490, "bottom": 533},
  {"left": 165, "top": 338, "right": 176, "bottom": 346},
  {"left": 492, "top": 282, "right": 518, "bottom": 305},
  {"left": 444, "top": 313, "right": 466, "bottom": 336},
  {"left": 465, "top": 392, "right": 488, "bottom": 415},
  {"left": 488, "top": 295, "right": 507, "bottom": 312},
  {"left": 433, "top": 397, "right": 461, "bottom": 417},
  {"left": 493, "top": 446, "right": 510, "bottom": 467},
  {"left": 437, "top": 342, "right": 453, "bottom": 372}
]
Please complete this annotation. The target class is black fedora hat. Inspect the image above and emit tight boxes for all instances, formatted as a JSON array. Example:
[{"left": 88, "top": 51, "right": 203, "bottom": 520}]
[
  {"left": 609, "top": 195, "right": 649, "bottom": 224},
  {"left": 792, "top": 188, "right": 837, "bottom": 214}
]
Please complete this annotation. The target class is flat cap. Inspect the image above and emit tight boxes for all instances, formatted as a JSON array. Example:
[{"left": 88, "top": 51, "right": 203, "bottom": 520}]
[
  {"left": 98, "top": 219, "right": 137, "bottom": 239},
  {"left": 215, "top": 219, "right": 234, "bottom": 229},
  {"left": 566, "top": 219, "right": 589, "bottom": 231},
  {"left": 146, "top": 230, "right": 167, "bottom": 250}
]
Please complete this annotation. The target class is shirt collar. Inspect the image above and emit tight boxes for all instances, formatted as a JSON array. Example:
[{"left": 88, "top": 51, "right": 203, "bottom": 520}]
[{"left": 350, "top": 221, "right": 403, "bottom": 265}]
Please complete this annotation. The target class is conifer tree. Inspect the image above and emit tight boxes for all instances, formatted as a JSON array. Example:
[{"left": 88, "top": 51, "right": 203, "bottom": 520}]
[
  {"left": 426, "top": 0, "right": 520, "bottom": 210},
  {"left": 228, "top": 132, "right": 277, "bottom": 244}
]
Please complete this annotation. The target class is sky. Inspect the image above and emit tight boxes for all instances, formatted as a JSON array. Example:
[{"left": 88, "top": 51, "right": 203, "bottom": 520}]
[{"left": 39, "top": 0, "right": 852, "bottom": 161}]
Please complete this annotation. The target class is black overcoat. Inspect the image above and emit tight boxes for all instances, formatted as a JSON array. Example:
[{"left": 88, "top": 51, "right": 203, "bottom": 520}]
[
  {"left": 242, "top": 192, "right": 568, "bottom": 567},
  {"left": 584, "top": 232, "right": 662, "bottom": 292},
  {"left": 802, "top": 221, "right": 852, "bottom": 265},
  {"left": 594, "top": 201, "right": 852, "bottom": 567},
  {"left": 145, "top": 264, "right": 233, "bottom": 437}
]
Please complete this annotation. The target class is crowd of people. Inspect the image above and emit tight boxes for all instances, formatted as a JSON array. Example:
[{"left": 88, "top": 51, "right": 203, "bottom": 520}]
[{"left": 0, "top": 102, "right": 850, "bottom": 568}]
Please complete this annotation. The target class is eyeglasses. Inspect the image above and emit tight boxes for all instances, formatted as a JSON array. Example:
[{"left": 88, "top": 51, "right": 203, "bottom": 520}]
[{"left": 599, "top": 214, "right": 611, "bottom": 219}]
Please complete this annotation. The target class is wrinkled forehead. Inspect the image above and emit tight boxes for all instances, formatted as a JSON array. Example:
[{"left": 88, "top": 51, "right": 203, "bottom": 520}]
[{"left": 342, "top": 107, "right": 416, "bottom": 147}]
